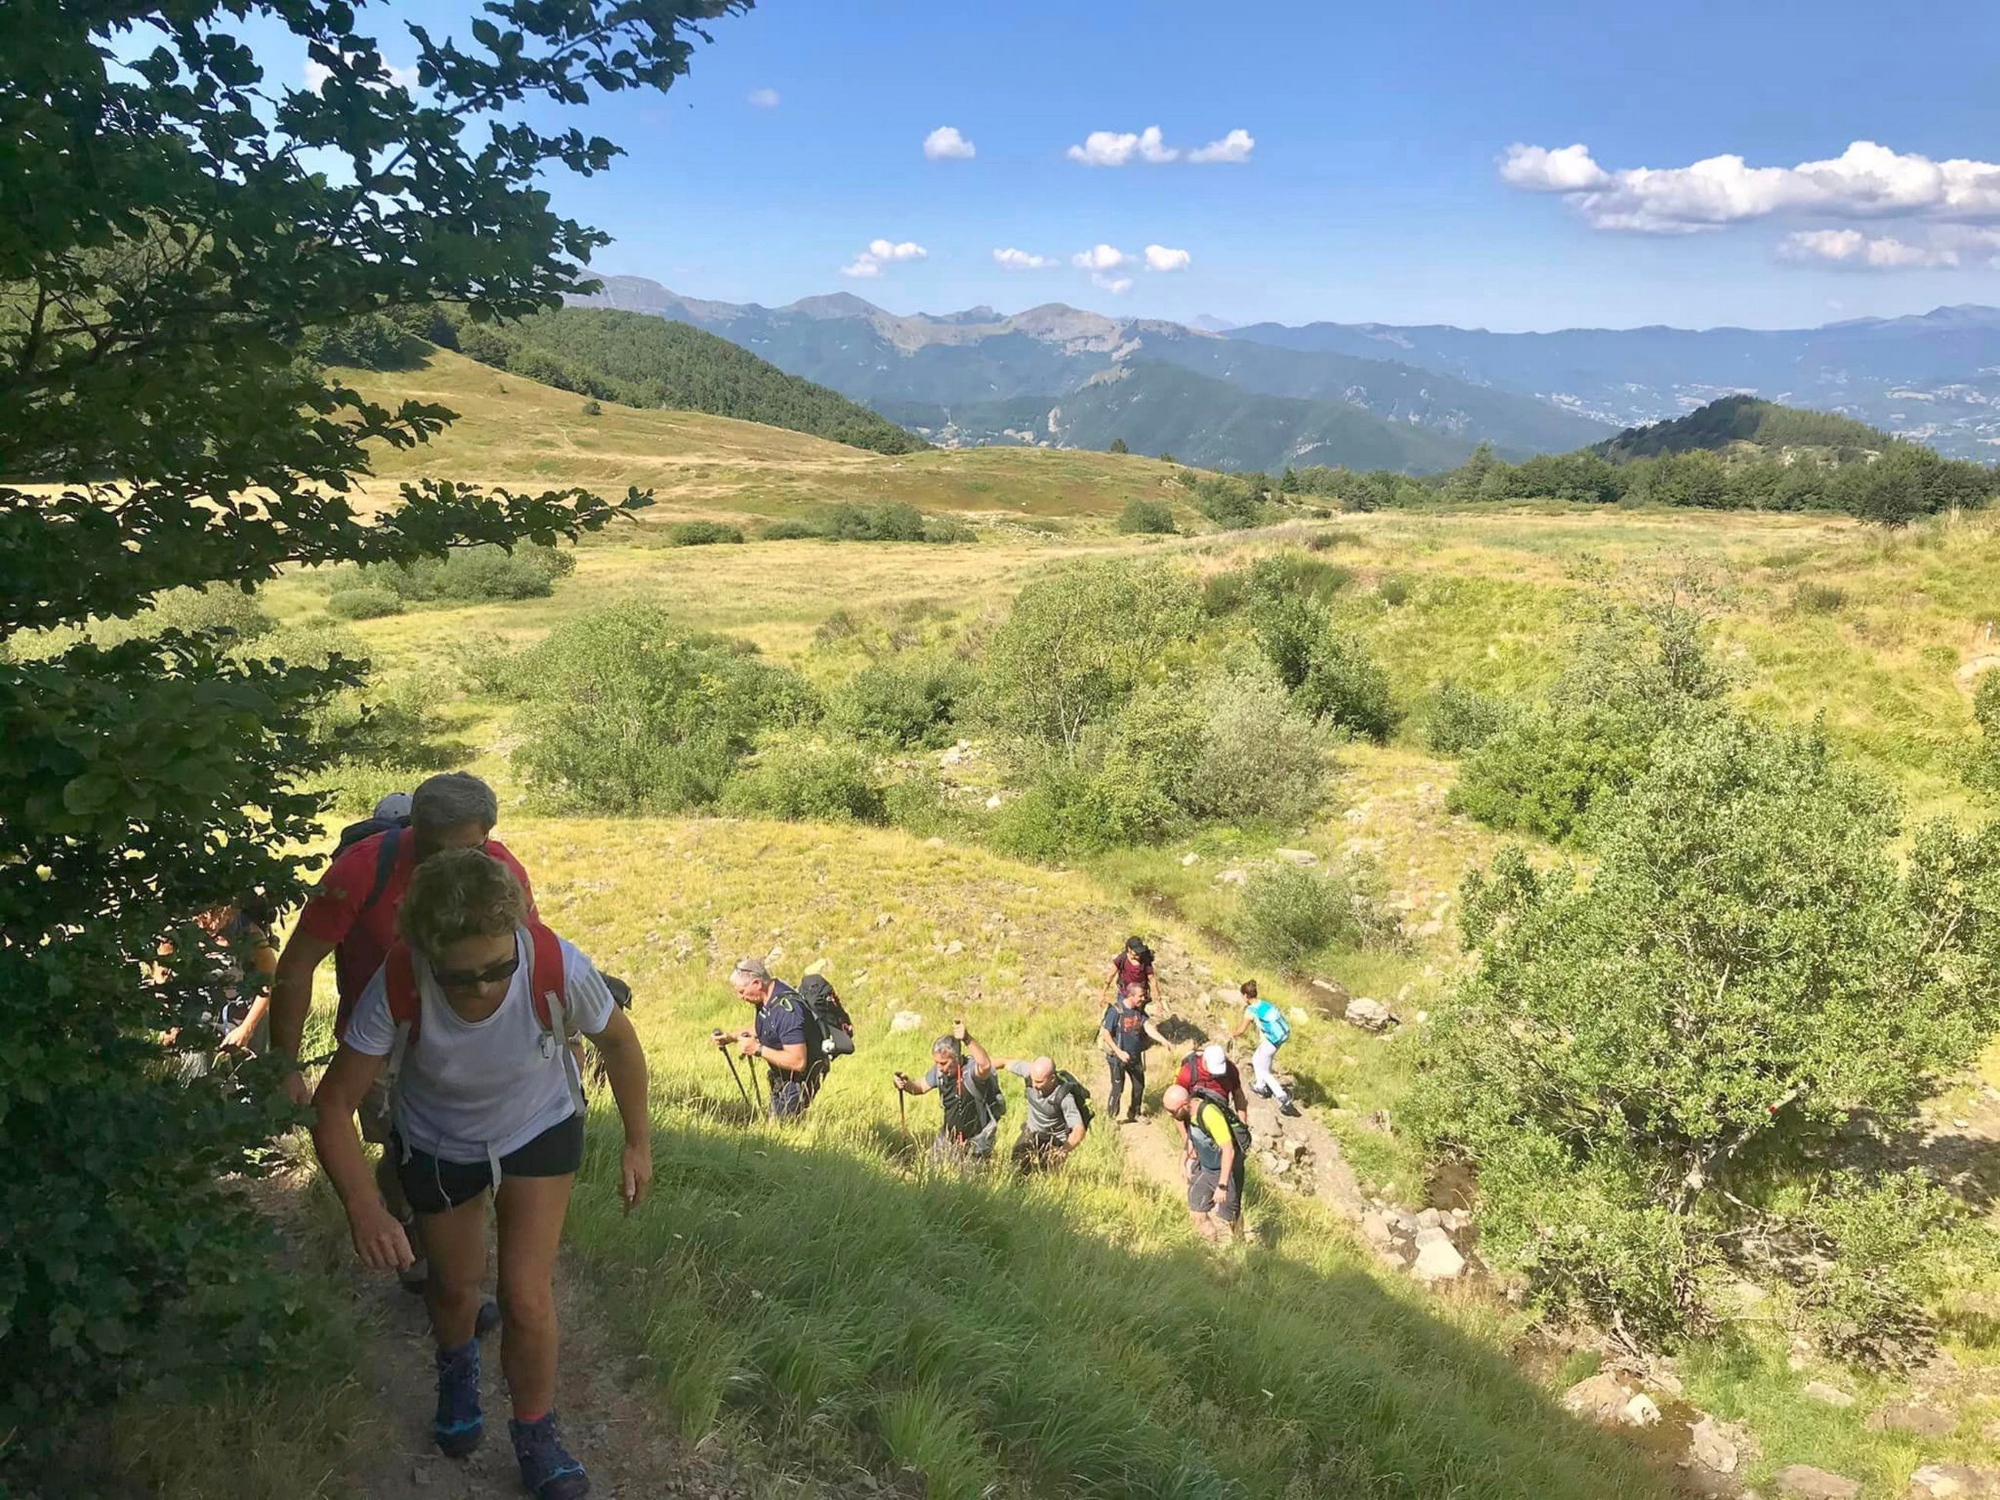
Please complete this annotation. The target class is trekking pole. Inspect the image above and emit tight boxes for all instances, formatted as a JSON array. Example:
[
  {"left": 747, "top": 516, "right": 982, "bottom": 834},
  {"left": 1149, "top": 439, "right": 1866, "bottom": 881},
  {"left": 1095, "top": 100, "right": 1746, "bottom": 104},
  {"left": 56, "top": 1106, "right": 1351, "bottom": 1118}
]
[{"left": 714, "top": 1030, "right": 753, "bottom": 1110}]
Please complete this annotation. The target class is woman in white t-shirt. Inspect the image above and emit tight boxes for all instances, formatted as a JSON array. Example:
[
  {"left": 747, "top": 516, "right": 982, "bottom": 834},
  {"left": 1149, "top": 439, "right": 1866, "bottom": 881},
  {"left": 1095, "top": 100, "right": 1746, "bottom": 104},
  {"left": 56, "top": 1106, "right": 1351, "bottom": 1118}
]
[{"left": 311, "top": 849, "right": 652, "bottom": 1500}]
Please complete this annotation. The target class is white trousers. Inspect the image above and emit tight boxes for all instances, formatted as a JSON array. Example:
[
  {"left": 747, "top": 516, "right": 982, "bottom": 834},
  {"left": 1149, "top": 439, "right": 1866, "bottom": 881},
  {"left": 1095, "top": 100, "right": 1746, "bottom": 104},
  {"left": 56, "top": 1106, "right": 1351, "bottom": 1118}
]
[{"left": 1252, "top": 1039, "right": 1290, "bottom": 1106}]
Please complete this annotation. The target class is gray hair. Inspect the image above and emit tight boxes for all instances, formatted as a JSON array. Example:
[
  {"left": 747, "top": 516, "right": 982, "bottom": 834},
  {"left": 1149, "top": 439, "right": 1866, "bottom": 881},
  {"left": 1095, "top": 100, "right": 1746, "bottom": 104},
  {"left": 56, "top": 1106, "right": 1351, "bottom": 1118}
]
[
  {"left": 730, "top": 957, "right": 771, "bottom": 985},
  {"left": 411, "top": 772, "right": 499, "bottom": 833}
]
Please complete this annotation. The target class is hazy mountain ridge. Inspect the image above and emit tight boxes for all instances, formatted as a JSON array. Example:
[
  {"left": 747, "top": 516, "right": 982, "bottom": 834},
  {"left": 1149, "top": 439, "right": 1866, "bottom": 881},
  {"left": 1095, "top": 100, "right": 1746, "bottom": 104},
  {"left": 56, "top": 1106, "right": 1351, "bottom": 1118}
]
[{"left": 1226, "top": 306, "right": 2000, "bottom": 459}]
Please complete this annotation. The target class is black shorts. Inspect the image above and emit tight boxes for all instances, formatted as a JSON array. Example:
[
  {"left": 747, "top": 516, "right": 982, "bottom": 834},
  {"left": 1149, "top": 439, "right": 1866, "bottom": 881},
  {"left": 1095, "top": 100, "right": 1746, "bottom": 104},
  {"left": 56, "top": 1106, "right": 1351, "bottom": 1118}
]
[{"left": 394, "top": 1112, "right": 585, "bottom": 1215}]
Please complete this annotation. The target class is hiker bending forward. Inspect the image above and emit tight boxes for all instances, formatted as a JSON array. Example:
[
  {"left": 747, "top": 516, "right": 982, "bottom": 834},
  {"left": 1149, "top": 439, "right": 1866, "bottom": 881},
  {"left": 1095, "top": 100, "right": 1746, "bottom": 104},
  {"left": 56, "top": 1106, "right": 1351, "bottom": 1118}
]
[
  {"left": 1164, "top": 1084, "right": 1246, "bottom": 1245},
  {"left": 311, "top": 849, "right": 651, "bottom": 1500},
  {"left": 719, "top": 956, "right": 824, "bottom": 1119},
  {"left": 894, "top": 1026, "right": 1002, "bottom": 1164},
  {"left": 997, "top": 1055, "right": 1088, "bottom": 1171}
]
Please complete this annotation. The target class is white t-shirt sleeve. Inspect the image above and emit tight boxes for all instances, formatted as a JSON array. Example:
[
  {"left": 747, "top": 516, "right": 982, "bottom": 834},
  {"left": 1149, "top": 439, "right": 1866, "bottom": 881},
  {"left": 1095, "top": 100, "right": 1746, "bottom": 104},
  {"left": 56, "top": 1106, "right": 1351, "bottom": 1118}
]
[
  {"left": 559, "top": 937, "right": 619, "bottom": 1037},
  {"left": 342, "top": 966, "right": 396, "bottom": 1056}
]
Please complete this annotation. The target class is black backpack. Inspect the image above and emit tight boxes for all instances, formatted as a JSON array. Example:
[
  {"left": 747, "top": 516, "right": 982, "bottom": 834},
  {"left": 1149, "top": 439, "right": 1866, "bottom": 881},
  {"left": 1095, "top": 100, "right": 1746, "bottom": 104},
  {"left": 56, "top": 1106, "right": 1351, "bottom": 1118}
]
[
  {"left": 1189, "top": 1084, "right": 1252, "bottom": 1154},
  {"left": 797, "top": 974, "right": 856, "bottom": 1060},
  {"left": 1054, "top": 1068, "right": 1095, "bottom": 1130}
]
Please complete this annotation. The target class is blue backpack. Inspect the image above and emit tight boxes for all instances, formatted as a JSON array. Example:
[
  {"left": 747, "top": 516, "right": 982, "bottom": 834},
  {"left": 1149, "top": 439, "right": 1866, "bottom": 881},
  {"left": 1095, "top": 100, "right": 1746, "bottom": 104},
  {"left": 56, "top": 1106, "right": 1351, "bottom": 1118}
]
[{"left": 1250, "top": 1000, "right": 1291, "bottom": 1047}]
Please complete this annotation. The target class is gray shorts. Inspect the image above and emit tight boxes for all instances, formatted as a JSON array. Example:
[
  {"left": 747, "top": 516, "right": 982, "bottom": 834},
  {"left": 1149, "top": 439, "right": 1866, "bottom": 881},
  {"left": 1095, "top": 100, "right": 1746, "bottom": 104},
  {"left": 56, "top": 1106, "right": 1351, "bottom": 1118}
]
[{"left": 1189, "top": 1161, "right": 1244, "bottom": 1223}]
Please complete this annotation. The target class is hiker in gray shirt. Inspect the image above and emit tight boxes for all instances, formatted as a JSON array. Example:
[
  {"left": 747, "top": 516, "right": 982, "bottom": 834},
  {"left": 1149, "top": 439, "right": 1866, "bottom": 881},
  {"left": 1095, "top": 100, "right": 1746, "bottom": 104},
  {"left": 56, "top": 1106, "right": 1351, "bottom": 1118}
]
[{"left": 996, "top": 1055, "right": 1090, "bottom": 1172}]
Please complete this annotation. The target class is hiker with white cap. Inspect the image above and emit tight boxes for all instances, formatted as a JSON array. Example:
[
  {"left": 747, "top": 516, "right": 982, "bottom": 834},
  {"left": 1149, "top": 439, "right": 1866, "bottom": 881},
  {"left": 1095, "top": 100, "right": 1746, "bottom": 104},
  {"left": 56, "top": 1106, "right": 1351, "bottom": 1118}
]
[{"left": 717, "top": 956, "right": 823, "bottom": 1118}]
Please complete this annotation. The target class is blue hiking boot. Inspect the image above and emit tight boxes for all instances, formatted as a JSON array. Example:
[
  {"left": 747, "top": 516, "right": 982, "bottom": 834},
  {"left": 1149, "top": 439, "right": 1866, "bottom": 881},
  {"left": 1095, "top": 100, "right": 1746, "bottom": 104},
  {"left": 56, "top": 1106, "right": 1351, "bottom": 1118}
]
[
  {"left": 509, "top": 1411, "right": 590, "bottom": 1499},
  {"left": 433, "top": 1339, "right": 483, "bottom": 1458}
]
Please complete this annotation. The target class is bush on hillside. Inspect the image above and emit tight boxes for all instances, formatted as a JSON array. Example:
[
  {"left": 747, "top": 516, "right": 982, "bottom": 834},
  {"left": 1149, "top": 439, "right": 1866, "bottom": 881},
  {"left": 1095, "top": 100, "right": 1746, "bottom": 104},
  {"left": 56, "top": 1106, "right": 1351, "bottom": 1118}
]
[
  {"left": 148, "top": 584, "right": 276, "bottom": 640},
  {"left": 1250, "top": 552, "right": 1353, "bottom": 604},
  {"left": 982, "top": 559, "right": 1201, "bottom": 766},
  {"left": 510, "top": 604, "right": 814, "bottom": 812},
  {"left": 1792, "top": 581, "right": 1847, "bottom": 615},
  {"left": 761, "top": 517, "right": 821, "bottom": 541},
  {"left": 721, "top": 733, "right": 886, "bottom": 823},
  {"left": 1117, "top": 498, "right": 1177, "bottom": 535},
  {"left": 1234, "top": 863, "right": 1383, "bottom": 972},
  {"left": 1421, "top": 681, "right": 1514, "bottom": 756},
  {"left": 336, "top": 542, "right": 575, "bottom": 605},
  {"left": 833, "top": 656, "right": 976, "bottom": 749},
  {"left": 1413, "top": 719, "right": 2000, "bottom": 1348},
  {"left": 1182, "top": 673, "right": 1334, "bottom": 828},
  {"left": 1969, "top": 671, "right": 2000, "bottom": 791},
  {"left": 327, "top": 585, "right": 405, "bottom": 620},
  {"left": 666, "top": 520, "right": 745, "bottom": 547},
  {"left": 1192, "top": 472, "right": 1267, "bottom": 530},
  {"left": 1253, "top": 595, "right": 1399, "bottom": 742}
]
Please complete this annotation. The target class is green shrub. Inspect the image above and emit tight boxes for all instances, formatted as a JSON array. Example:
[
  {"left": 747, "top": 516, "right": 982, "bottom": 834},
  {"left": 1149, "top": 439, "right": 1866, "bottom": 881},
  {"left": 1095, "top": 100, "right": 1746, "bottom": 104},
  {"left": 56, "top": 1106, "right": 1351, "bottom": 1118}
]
[
  {"left": 149, "top": 585, "right": 275, "bottom": 640},
  {"left": 327, "top": 585, "right": 405, "bottom": 620},
  {"left": 1377, "top": 573, "right": 1414, "bottom": 607},
  {"left": 722, "top": 733, "right": 886, "bottom": 823},
  {"left": 1182, "top": 673, "right": 1332, "bottom": 828},
  {"left": 1422, "top": 681, "right": 1513, "bottom": 756},
  {"left": 1192, "top": 473, "right": 1266, "bottom": 530},
  {"left": 825, "top": 501, "right": 926, "bottom": 541},
  {"left": 666, "top": 520, "right": 745, "bottom": 547},
  {"left": 1414, "top": 721, "right": 2000, "bottom": 1347},
  {"left": 922, "top": 513, "right": 977, "bottom": 544},
  {"left": 761, "top": 517, "right": 822, "bottom": 541},
  {"left": 511, "top": 603, "right": 814, "bottom": 812},
  {"left": 1252, "top": 595, "right": 1400, "bottom": 742},
  {"left": 1234, "top": 863, "right": 1374, "bottom": 971},
  {"left": 1117, "top": 498, "right": 1177, "bottom": 535},
  {"left": 580, "top": 398, "right": 603, "bottom": 417},
  {"left": 1201, "top": 569, "right": 1252, "bottom": 617},
  {"left": 1249, "top": 552, "right": 1352, "bottom": 604},
  {"left": 1792, "top": 581, "right": 1847, "bottom": 614},
  {"left": 833, "top": 657, "right": 975, "bottom": 749},
  {"left": 347, "top": 542, "right": 574, "bottom": 604}
]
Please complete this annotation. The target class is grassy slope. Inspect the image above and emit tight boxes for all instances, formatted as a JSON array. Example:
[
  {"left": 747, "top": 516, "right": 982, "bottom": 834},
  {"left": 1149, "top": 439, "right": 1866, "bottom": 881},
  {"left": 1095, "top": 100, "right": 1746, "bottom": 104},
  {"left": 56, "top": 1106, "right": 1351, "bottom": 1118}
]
[{"left": 337, "top": 348, "right": 1183, "bottom": 526}]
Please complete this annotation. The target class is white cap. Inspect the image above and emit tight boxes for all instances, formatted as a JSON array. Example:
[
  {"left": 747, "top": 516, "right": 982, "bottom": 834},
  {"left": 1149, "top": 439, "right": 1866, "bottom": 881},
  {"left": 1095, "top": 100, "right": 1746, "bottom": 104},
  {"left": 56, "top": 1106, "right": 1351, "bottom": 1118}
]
[{"left": 1202, "top": 1043, "right": 1228, "bottom": 1073}]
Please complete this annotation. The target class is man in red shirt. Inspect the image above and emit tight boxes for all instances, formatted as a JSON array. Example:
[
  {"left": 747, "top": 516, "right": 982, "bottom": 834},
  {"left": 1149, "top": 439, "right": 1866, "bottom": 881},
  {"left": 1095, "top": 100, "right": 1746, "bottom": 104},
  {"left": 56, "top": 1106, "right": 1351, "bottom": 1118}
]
[
  {"left": 1175, "top": 1042, "right": 1250, "bottom": 1114},
  {"left": 271, "top": 773, "right": 535, "bottom": 1287}
]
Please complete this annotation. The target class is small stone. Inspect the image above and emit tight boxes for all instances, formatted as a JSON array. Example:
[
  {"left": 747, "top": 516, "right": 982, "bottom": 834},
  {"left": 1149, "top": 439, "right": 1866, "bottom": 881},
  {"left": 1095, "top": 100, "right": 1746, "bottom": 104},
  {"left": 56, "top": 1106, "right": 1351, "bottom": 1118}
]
[
  {"left": 1411, "top": 1226, "right": 1466, "bottom": 1282},
  {"left": 1717, "top": 1279, "right": 1770, "bottom": 1315},
  {"left": 984, "top": 793, "right": 1003, "bottom": 810},
  {"left": 1774, "top": 1466, "right": 1860, "bottom": 1500},
  {"left": 1181, "top": 851, "right": 1201, "bottom": 867},
  {"left": 1415, "top": 1207, "right": 1443, "bottom": 1230},
  {"left": 1217, "top": 869, "right": 1249, "bottom": 886},
  {"left": 1343, "top": 997, "right": 1396, "bottom": 1032},
  {"left": 941, "top": 748, "right": 964, "bottom": 766},
  {"left": 944, "top": 940, "right": 964, "bottom": 956},
  {"left": 1560, "top": 1372, "right": 1634, "bottom": 1425},
  {"left": 924, "top": 836, "right": 945, "bottom": 848},
  {"left": 1620, "top": 1393, "right": 1661, "bottom": 1429},
  {"left": 1360, "top": 1210, "right": 1401, "bottom": 1248},
  {"left": 1648, "top": 1363, "right": 1684, "bottom": 1399},
  {"left": 1414, "top": 1009, "right": 1429, "bottom": 1024},
  {"left": 1803, "top": 1381, "right": 1856, "bottom": 1408},
  {"left": 1908, "top": 1462, "right": 2000, "bottom": 1499},
  {"left": 1868, "top": 1403, "right": 1955, "bottom": 1439},
  {"left": 875, "top": 912, "right": 894, "bottom": 929},
  {"left": 1415, "top": 919, "right": 1444, "bottom": 938},
  {"left": 890, "top": 1010, "right": 924, "bottom": 1033},
  {"left": 1274, "top": 848, "right": 1320, "bottom": 865},
  {"left": 1690, "top": 1416, "right": 1739, "bottom": 1475}
]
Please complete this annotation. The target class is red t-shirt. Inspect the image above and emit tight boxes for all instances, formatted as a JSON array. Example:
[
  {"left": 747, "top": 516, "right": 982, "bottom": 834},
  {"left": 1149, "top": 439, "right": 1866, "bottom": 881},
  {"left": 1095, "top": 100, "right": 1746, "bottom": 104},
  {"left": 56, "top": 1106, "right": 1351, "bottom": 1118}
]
[
  {"left": 1176, "top": 1054, "right": 1243, "bottom": 1099},
  {"left": 298, "top": 830, "right": 535, "bottom": 1035},
  {"left": 1112, "top": 952, "right": 1153, "bottom": 995}
]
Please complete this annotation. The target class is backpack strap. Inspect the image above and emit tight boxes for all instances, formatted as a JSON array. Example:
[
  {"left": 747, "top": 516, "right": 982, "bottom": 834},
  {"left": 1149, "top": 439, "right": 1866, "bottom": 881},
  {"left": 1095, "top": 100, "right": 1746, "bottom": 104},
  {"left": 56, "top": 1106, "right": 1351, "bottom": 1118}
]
[
  {"left": 379, "top": 941, "right": 421, "bottom": 1160},
  {"left": 357, "top": 826, "right": 403, "bottom": 920},
  {"left": 527, "top": 921, "right": 587, "bottom": 1117}
]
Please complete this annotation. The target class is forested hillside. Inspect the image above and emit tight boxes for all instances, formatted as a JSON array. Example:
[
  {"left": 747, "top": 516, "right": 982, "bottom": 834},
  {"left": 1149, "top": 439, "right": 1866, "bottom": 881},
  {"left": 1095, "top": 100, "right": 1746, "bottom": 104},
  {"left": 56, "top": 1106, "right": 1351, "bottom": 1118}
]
[{"left": 1594, "top": 394, "right": 1891, "bottom": 462}]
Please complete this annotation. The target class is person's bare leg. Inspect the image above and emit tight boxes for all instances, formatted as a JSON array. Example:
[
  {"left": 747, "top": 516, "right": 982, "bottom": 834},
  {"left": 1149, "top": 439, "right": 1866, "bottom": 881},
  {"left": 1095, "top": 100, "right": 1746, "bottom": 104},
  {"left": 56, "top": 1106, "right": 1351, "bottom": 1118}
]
[
  {"left": 494, "top": 1172, "right": 575, "bottom": 1419},
  {"left": 420, "top": 1192, "right": 488, "bottom": 1349}
]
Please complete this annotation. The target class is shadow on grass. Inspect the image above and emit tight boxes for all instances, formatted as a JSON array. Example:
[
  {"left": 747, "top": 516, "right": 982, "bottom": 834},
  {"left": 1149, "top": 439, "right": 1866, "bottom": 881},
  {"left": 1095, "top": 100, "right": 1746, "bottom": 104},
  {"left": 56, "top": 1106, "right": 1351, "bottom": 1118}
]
[{"left": 561, "top": 1086, "right": 1679, "bottom": 1500}]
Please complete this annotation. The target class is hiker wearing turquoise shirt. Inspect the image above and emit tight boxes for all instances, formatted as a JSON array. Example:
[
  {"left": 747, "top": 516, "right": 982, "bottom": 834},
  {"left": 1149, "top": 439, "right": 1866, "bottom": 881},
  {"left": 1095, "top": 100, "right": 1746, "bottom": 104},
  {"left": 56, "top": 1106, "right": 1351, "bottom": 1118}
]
[{"left": 1230, "top": 979, "right": 1300, "bottom": 1118}]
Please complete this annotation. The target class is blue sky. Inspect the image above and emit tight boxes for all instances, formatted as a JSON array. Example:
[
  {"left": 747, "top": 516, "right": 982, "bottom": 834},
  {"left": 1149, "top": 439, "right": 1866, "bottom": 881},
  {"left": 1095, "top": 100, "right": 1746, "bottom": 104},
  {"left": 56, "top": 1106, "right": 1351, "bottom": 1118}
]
[{"left": 333, "top": 0, "right": 2000, "bottom": 330}]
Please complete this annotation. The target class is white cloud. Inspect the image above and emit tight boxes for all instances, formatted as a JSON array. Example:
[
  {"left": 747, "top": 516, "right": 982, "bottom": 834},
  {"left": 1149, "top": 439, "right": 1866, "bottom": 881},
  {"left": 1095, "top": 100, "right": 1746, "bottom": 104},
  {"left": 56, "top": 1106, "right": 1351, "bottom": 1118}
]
[
  {"left": 1066, "top": 126, "right": 1178, "bottom": 167},
  {"left": 1092, "top": 275, "right": 1134, "bottom": 295},
  {"left": 842, "top": 238, "right": 928, "bottom": 279},
  {"left": 1072, "top": 243, "right": 1132, "bottom": 272},
  {"left": 1187, "top": 128, "right": 1255, "bottom": 165},
  {"left": 1502, "top": 139, "right": 2000, "bottom": 234},
  {"left": 993, "top": 247, "right": 1057, "bottom": 270},
  {"left": 747, "top": 87, "right": 781, "bottom": 108},
  {"left": 924, "top": 125, "right": 976, "bottom": 161},
  {"left": 304, "top": 55, "right": 420, "bottom": 93},
  {"left": 1143, "top": 244, "right": 1192, "bottom": 272},
  {"left": 1779, "top": 229, "right": 1961, "bottom": 269}
]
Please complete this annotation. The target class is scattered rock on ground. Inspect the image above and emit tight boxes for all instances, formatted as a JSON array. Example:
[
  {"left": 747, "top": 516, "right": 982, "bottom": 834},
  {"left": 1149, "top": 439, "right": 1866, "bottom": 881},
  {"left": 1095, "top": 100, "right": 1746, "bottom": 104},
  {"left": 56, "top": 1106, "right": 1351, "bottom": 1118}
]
[
  {"left": 1774, "top": 1464, "right": 1861, "bottom": 1500},
  {"left": 1343, "top": 997, "right": 1396, "bottom": 1032},
  {"left": 890, "top": 1011, "right": 924, "bottom": 1033},
  {"left": 1690, "top": 1416, "right": 1740, "bottom": 1475},
  {"left": 1560, "top": 1372, "right": 1635, "bottom": 1425},
  {"left": 1180, "top": 851, "right": 1200, "bottom": 866},
  {"left": 1869, "top": 1402, "right": 1956, "bottom": 1438},
  {"left": 1217, "top": 869, "right": 1248, "bottom": 886},
  {"left": 1803, "top": 1381, "right": 1856, "bottom": 1408},
  {"left": 1908, "top": 1462, "right": 2000, "bottom": 1498},
  {"left": 1274, "top": 848, "right": 1319, "bottom": 865},
  {"left": 1621, "top": 1393, "right": 1661, "bottom": 1428},
  {"left": 1411, "top": 1226, "right": 1466, "bottom": 1283}
]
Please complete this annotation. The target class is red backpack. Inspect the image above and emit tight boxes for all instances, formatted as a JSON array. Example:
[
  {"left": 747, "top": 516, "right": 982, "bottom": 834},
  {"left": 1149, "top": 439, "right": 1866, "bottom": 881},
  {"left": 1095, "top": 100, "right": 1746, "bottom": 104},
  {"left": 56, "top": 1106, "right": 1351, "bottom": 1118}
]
[{"left": 379, "top": 921, "right": 586, "bottom": 1117}]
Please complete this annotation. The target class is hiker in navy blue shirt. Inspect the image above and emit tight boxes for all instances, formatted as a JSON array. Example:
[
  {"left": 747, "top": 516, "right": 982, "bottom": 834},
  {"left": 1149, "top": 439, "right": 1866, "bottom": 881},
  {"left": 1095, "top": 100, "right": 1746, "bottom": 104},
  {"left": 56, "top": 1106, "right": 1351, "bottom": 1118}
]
[
  {"left": 719, "top": 956, "right": 824, "bottom": 1118},
  {"left": 1097, "top": 986, "right": 1171, "bottom": 1124}
]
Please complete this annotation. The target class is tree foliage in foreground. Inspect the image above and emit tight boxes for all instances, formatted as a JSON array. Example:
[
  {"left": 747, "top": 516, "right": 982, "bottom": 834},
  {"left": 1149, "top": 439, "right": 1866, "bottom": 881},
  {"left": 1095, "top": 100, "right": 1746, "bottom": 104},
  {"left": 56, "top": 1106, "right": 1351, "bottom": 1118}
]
[
  {"left": 1414, "top": 716, "right": 2000, "bottom": 1353},
  {"left": 0, "top": 0, "right": 742, "bottom": 1456}
]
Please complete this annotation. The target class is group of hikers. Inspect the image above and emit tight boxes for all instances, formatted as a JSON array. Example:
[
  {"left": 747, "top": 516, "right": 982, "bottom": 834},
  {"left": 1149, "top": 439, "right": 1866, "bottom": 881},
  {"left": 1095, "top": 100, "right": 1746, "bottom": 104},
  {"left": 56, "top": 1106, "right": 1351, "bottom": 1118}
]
[{"left": 184, "top": 772, "right": 1303, "bottom": 1499}]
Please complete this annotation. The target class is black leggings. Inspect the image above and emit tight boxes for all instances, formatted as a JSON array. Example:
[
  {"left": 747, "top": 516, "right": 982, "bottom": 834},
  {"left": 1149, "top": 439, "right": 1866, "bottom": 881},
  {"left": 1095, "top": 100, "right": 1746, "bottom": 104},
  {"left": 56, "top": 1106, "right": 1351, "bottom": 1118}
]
[
  {"left": 394, "top": 1113, "right": 585, "bottom": 1215},
  {"left": 1106, "top": 1052, "right": 1146, "bottom": 1117}
]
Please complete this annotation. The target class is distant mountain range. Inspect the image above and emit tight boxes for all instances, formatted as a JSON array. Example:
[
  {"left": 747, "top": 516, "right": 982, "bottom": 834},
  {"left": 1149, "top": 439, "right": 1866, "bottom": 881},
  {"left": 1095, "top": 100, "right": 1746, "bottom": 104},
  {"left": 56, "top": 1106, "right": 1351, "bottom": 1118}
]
[{"left": 573, "top": 276, "right": 2000, "bottom": 468}]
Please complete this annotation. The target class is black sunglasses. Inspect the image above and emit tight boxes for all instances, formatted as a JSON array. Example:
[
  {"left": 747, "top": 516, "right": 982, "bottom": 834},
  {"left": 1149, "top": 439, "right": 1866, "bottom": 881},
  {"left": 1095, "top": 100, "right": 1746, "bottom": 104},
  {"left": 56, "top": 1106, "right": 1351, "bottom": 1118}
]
[{"left": 433, "top": 954, "right": 521, "bottom": 990}]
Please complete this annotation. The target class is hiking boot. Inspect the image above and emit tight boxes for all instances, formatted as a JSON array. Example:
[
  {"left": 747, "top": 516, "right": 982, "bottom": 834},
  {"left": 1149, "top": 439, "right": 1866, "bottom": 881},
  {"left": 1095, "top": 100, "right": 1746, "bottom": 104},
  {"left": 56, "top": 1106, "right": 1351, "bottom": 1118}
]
[
  {"left": 1250, "top": 1083, "right": 1273, "bottom": 1099},
  {"left": 433, "top": 1339, "right": 483, "bottom": 1457},
  {"left": 475, "top": 1297, "right": 503, "bottom": 1339},
  {"left": 1279, "top": 1099, "right": 1302, "bottom": 1118},
  {"left": 510, "top": 1411, "right": 589, "bottom": 1500}
]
